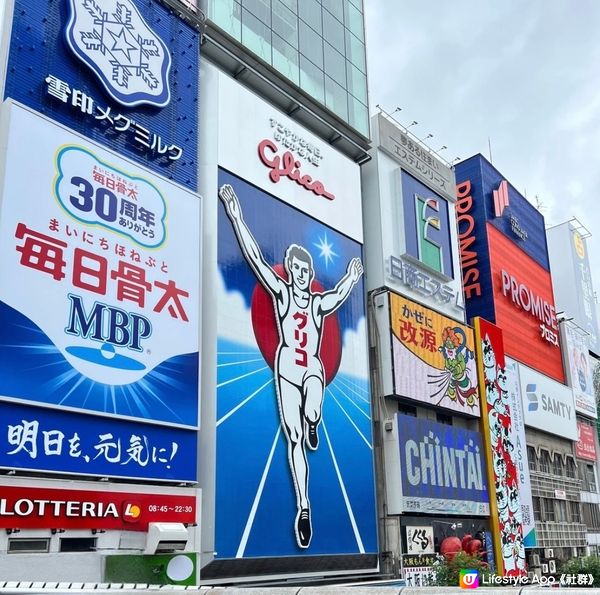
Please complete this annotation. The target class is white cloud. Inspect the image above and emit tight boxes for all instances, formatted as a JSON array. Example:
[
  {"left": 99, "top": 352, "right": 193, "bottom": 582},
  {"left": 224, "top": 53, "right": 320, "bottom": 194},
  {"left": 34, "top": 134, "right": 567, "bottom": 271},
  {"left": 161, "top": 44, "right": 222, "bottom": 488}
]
[
  {"left": 216, "top": 269, "right": 256, "bottom": 347},
  {"left": 337, "top": 317, "right": 369, "bottom": 381}
]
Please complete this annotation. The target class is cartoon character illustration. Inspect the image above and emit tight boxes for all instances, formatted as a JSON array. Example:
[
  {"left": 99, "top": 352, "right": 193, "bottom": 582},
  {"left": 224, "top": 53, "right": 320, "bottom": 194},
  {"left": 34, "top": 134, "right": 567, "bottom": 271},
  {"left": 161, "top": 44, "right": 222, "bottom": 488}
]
[
  {"left": 219, "top": 184, "right": 363, "bottom": 549},
  {"left": 482, "top": 336, "right": 497, "bottom": 384},
  {"left": 429, "top": 326, "right": 477, "bottom": 408}
]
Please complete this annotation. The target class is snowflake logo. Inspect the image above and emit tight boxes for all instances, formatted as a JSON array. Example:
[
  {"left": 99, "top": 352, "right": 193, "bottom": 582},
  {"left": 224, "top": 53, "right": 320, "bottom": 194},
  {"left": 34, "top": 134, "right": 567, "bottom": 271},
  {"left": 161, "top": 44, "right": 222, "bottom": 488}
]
[{"left": 65, "top": 0, "right": 171, "bottom": 107}]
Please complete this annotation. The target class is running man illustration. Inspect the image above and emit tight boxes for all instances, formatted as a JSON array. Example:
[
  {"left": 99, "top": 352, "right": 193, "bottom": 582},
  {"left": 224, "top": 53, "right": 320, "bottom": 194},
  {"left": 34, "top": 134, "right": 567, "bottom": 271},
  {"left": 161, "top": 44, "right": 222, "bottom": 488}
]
[{"left": 219, "top": 183, "right": 363, "bottom": 549}]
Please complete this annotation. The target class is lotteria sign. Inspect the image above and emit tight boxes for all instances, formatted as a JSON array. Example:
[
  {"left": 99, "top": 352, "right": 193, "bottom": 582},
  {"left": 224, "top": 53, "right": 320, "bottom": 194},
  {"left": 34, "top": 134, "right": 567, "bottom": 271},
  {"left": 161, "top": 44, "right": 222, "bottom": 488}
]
[{"left": 0, "top": 485, "right": 196, "bottom": 531}]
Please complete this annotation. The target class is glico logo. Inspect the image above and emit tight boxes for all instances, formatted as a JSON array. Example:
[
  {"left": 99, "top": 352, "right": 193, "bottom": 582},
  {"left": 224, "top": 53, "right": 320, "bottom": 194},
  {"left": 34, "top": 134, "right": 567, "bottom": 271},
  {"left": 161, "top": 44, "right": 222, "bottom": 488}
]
[
  {"left": 413, "top": 194, "right": 452, "bottom": 277},
  {"left": 257, "top": 139, "right": 335, "bottom": 201},
  {"left": 122, "top": 501, "right": 142, "bottom": 523}
]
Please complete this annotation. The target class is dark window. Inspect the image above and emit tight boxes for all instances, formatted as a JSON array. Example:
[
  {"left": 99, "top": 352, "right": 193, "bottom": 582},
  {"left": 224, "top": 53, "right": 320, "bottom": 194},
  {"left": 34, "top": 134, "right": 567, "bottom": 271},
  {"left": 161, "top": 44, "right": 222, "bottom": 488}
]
[
  {"left": 542, "top": 498, "right": 555, "bottom": 521},
  {"left": 586, "top": 464, "right": 597, "bottom": 492},
  {"left": 398, "top": 403, "right": 417, "bottom": 417},
  {"left": 59, "top": 538, "right": 96, "bottom": 552},
  {"left": 570, "top": 500, "right": 582, "bottom": 523},
  {"left": 8, "top": 538, "right": 50, "bottom": 553},
  {"left": 527, "top": 446, "right": 537, "bottom": 472},
  {"left": 532, "top": 496, "right": 541, "bottom": 519},
  {"left": 582, "top": 503, "right": 600, "bottom": 529},
  {"left": 566, "top": 457, "right": 577, "bottom": 478},
  {"left": 436, "top": 412, "right": 452, "bottom": 426},
  {"left": 556, "top": 499, "right": 568, "bottom": 522},
  {"left": 553, "top": 454, "right": 564, "bottom": 477},
  {"left": 539, "top": 450, "right": 551, "bottom": 473}
]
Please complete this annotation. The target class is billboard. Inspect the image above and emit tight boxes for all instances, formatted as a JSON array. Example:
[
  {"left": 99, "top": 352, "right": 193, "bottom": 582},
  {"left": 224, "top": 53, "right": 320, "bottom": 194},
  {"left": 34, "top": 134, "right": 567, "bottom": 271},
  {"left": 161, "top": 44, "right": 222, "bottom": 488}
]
[
  {"left": 0, "top": 484, "right": 196, "bottom": 530},
  {"left": 401, "top": 171, "right": 454, "bottom": 279},
  {"left": 562, "top": 322, "right": 596, "bottom": 418},
  {"left": 3, "top": 0, "right": 199, "bottom": 190},
  {"left": 393, "top": 414, "right": 489, "bottom": 516},
  {"left": 0, "top": 401, "right": 195, "bottom": 481},
  {"left": 214, "top": 74, "right": 376, "bottom": 559},
  {"left": 547, "top": 223, "right": 600, "bottom": 355},
  {"left": 390, "top": 294, "right": 480, "bottom": 417},
  {"left": 455, "top": 155, "right": 550, "bottom": 271},
  {"left": 518, "top": 363, "right": 577, "bottom": 440},
  {"left": 576, "top": 422, "right": 597, "bottom": 461},
  {"left": 474, "top": 318, "right": 526, "bottom": 577},
  {"left": 504, "top": 358, "right": 536, "bottom": 548},
  {"left": 489, "top": 225, "right": 564, "bottom": 383},
  {"left": 0, "top": 103, "right": 200, "bottom": 479}
]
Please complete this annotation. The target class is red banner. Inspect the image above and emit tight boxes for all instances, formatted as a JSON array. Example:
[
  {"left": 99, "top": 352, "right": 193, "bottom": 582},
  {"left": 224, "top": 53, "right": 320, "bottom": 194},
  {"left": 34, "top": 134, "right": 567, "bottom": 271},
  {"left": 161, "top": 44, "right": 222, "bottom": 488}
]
[
  {"left": 0, "top": 486, "right": 196, "bottom": 531},
  {"left": 576, "top": 423, "right": 597, "bottom": 461}
]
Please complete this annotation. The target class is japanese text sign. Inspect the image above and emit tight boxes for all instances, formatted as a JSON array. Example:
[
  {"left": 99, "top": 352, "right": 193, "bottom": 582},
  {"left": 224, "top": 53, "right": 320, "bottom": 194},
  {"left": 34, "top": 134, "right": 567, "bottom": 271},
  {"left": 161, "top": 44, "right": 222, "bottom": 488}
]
[
  {"left": 0, "top": 103, "right": 200, "bottom": 430},
  {"left": 390, "top": 293, "right": 480, "bottom": 417}
]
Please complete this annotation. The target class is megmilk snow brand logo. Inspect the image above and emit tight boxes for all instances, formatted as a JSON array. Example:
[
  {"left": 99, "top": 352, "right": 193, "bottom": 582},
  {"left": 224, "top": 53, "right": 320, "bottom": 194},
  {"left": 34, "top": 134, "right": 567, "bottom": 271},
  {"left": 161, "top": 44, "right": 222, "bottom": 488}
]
[
  {"left": 66, "top": 0, "right": 172, "bottom": 107},
  {"left": 460, "top": 569, "right": 479, "bottom": 589}
]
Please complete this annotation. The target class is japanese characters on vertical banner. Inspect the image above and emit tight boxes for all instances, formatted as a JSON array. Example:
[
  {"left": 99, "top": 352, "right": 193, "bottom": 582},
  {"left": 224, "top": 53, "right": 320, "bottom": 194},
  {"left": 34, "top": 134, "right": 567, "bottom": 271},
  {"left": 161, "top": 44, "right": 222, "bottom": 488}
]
[
  {"left": 0, "top": 104, "right": 200, "bottom": 481},
  {"left": 474, "top": 318, "right": 526, "bottom": 576},
  {"left": 216, "top": 169, "right": 376, "bottom": 558},
  {"left": 390, "top": 294, "right": 480, "bottom": 417},
  {"left": 3, "top": 0, "right": 198, "bottom": 190}
]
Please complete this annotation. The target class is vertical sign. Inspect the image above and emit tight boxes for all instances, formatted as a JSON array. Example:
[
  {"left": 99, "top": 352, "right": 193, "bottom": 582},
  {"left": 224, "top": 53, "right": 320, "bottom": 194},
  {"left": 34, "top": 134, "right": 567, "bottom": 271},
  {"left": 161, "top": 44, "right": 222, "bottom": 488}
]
[
  {"left": 474, "top": 318, "right": 526, "bottom": 577},
  {"left": 504, "top": 358, "right": 536, "bottom": 547},
  {"left": 0, "top": 104, "right": 200, "bottom": 481}
]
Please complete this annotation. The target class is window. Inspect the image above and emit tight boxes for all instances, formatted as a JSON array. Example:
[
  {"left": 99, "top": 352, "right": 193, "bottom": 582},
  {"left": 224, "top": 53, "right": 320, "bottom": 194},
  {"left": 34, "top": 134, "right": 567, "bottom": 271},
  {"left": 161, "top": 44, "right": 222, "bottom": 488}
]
[
  {"left": 243, "top": 0, "right": 271, "bottom": 25},
  {"left": 570, "top": 500, "right": 582, "bottom": 523},
  {"left": 325, "top": 75, "right": 348, "bottom": 120},
  {"left": 539, "top": 450, "right": 551, "bottom": 474},
  {"left": 346, "top": 61, "right": 367, "bottom": 104},
  {"left": 542, "top": 498, "right": 555, "bottom": 521},
  {"left": 532, "top": 496, "right": 541, "bottom": 520},
  {"left": 556, "top": 499, "right": 568, "bottom": 522},
  {"left": 8, "top": 538, "right": 50, "bottom": 554},
  {"left": 299, "top": 55, "right": 324, "bottom": 102},
  {"left": 527, "top": 446, "right": 537, "bottom": 472},
  {"left": 322, "top": 9, "right": 344, "bottom": 53},
  {"left": 322, "top": 0, "right": 343, "bottom": 22},
  {"left": 586, "top": 464, "right": 597, "bottom": 492},
  {"left": 436, "top": 412, "right": 452, "bottom": 426},
  {"left": 59, "top": 537, "right": 96, "bottom": 552},
  {"left": 553, "top": 454, "right": 564, "bottom": 477},
  {"left": 299, "top": 21, "right": 323, "bottom": 68},
  {"left": 210, "top": 0, "right": 242, "bottom": 41},
  {"left": 242, "top": 9, "right": 272, "bottom": 63},
  {"left": 324, "top": 42, "right": 346, "bottom": 87},
  {"left": 272, "top": 0, "right": 298, "bottom": 48},
  {"left": 272, "top": 34, "right": 299, "bottom": 85},
  {"left": 398, "top": 403, "right": 417, "bottom": 417},
  {"left": 344, "top": 1, "right": 364, "bottom": 42},
  {"left": 299, "top": 0, "right": 322, "bottom": 34},
  {"left": 566, "top": 457, "right": 577, "bottom": 478},
  {"left": 348, "top": 94, "right": 368, "bottom": 137},
  {"left": 582, "top": 503, "right": 600, "bottom": 529}
]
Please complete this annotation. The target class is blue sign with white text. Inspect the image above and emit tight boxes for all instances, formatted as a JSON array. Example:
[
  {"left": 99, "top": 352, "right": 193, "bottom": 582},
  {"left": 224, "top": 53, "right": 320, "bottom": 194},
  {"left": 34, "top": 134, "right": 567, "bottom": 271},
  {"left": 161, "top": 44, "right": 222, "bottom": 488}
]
[
  {"left": 397, "top": 414, "right": 489, "bottom": 515},
  {"left": 0, "top": 401, "right": 196, "bottom": 481},
  {"left": 4, "top": 0, "right": 198, "bottom": 190}
]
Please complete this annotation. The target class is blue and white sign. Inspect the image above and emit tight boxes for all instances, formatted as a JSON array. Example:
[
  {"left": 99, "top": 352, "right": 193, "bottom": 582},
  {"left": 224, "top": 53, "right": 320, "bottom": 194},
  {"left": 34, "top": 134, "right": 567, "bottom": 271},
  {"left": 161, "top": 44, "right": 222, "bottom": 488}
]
[
  {"left": 3, "top": 0, "right": 198, "bottom": 190},
  {"left": 0, "top": 401, "right": 196, "bottom": 481},
  {"left": 66, "top": 0, "right": 171, "bottom": 107},
  {"left": 396, "top": 414, "right": 490, "bottom": 515},
  {"left": 0, "top": 104, "right": 200, "bottom": 431}
]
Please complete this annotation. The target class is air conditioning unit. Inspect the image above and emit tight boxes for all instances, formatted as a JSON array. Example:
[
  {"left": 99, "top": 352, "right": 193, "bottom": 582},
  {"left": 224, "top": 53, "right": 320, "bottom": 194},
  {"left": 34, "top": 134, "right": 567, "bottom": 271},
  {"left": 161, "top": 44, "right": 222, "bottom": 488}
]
[
  {"left": 531, "top": 553, "right": 541, "bottom": 567},
  {"left": 541, "top": 563, "right": 549, "bottom": 574},
  {"left": 545, "top": 548, "right": 554, "bottom": 559},
  {"left": 549, "top": 560, "right": 557, "bottom": 574},
  {"left": 144, "top": 522, "right": 189, "bottom": 554}
]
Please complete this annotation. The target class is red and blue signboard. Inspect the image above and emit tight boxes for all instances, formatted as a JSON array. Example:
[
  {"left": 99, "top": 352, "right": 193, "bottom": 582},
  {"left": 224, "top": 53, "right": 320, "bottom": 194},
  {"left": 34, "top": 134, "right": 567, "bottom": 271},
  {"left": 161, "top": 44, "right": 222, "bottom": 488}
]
[{"left": 3, "top": 0, "right": 198, "bottom": 190}]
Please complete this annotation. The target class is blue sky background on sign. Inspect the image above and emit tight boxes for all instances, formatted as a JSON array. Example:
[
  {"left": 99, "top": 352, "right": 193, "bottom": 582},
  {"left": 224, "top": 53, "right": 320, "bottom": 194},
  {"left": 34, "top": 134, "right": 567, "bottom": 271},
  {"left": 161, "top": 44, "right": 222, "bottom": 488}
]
[
  {"left": 0, "top": 300, "right": 199, "bottom": 426},
  {"left": 402, "top": 170, "right": 454, "bottom": 279},
  {"left": 396, "top": 414, "right": 489, "bottom": 504},
  {"left": 456, "top": 155, "right": 550, "bottom": 271},
  {"left": 216, "top": 168, "right": 377, "bottom": 558},
  {"left": 0, "top": 400, "right": 197, "bottom": 481},
  {"left": 4, "top": 0, "right": 198, "bottom": 190}
]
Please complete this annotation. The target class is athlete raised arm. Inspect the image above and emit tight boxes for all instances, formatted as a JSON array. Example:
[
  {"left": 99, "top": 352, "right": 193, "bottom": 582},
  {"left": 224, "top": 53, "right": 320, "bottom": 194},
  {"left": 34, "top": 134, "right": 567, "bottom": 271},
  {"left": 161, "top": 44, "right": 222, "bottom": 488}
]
[
  {"left": 315, "top": 257, "right": 363, "bottom": 317},
  {"left": 219, "top": 184, "right": 286, "bottom": 299}
]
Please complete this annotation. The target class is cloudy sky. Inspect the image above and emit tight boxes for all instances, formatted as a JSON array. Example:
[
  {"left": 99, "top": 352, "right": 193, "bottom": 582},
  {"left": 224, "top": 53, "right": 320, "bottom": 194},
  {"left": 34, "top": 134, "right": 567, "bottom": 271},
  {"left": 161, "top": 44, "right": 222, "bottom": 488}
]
[{"left": 365, "top": 1, "right": 600, "bottom": 287}]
